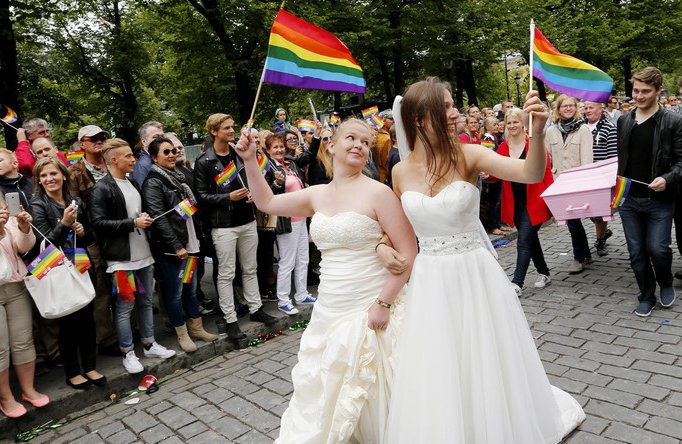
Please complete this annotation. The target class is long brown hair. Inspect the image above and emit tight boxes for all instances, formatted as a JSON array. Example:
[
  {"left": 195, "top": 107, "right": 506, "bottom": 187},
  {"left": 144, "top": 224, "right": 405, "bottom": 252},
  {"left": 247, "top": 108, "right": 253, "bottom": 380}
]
[{"left": 401, "top": 77, "right": 466, "bottom": 191}]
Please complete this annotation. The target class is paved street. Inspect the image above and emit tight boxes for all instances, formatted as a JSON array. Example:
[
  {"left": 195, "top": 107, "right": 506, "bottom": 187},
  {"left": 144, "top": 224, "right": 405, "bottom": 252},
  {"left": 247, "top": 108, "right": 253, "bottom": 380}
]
[{"left": 10, "top": 215, "right": 682, "bottom": 443}]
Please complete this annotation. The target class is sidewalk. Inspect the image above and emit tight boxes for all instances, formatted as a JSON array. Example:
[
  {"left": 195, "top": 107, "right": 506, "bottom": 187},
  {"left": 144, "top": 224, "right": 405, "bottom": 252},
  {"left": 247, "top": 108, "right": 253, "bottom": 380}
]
[{"left": 2, "top": 215, "right": 682, "bottom": 443}]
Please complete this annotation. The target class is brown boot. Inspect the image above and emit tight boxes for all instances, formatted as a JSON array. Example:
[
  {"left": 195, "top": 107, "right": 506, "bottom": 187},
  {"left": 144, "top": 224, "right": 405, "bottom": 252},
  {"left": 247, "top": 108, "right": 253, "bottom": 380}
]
[
  {"left": 174, "top": 324, "right": 197, "bottom": 353},
  {"left": 187, "top": 317, "right": 218, "bottom": 342}
]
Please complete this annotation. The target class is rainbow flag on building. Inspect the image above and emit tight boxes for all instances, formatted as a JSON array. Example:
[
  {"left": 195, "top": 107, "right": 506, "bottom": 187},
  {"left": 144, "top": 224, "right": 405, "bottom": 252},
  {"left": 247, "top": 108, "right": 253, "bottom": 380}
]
[
  {"left": 297, "top": 119, "right": 316, "bottom": 133},
  {"left": 257, "top": 153, "right": 271, "bottom": 176},
  {"left": 174, "top": 198, "right": 197, "bottom": 220},
  {"left": 263, "top": 9, "right": 366, "bottom": 94},
  {"left": 74, "top": 248, "right": 91, "bottom": 273},
  {"left": 611, "top": 176, "right": 632, "bottom": 209},
  {"left": 27, "top": 245, "right": 66, "bottom": 280},
  {"left": 178, "top": 256, "right": 198, "bottom": 284},
  {"left": 215, "top": 161, "right": 238, "bottom": 189},
  {"left": 1, "top": 105, "right": 17, "bottom": 124},
  {"left": 66, "top": 150, "right": 84, "bottom": 165},
  {"left": 532, "top": 27, "right": 613, "bottom": 103}
]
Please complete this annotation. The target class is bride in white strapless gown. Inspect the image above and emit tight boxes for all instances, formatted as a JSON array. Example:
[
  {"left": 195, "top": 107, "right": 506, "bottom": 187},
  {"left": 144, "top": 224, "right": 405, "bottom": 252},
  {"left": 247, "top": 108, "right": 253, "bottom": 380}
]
[
  {"left": 386, "top": 78, "right": 584, "bottom": 443},
  {"left": 233, "top": 120, "right": 417, "bottom": 444}
]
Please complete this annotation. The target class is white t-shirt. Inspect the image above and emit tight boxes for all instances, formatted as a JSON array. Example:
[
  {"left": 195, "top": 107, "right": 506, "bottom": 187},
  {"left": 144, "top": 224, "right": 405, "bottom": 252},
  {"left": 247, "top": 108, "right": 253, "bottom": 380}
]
[{"left": 106, "top": 177, "right": 154, "bottom": 272}]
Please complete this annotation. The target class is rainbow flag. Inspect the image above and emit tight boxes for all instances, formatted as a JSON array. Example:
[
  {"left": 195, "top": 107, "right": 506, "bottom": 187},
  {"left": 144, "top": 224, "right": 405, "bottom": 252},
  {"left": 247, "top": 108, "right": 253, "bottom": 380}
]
[
  {"left": 297, "top": 119, "right": 316, "bottom": 133},
  {"left": 174, "top": 198, "right": 197, "bottom": 220},
  {"left": 178, "top": 256, "right": 198, "bottom": 284},
  {"left": 27, "top": 245, "right": 66, "bottom": 280},
  {"left": 74, "top": 248, "right": 91, "bottom": 273},
  {"left": 330, "top": 114, "right": 340, "bottom": 125},
  {"left": 533, "top": 27, "right": 613, "bottom": 103},
  {"left": 66, "top": 150, "right": 84, "bottom": 165},
  {"left": 1, "top": 105, "right": 17, "bottom": 124},
  {"left": 323, "top": 120, "right": 330, "bottom": 129},
  {"left": 215, "top": 161, "right": 238, "bottom": 189},
  {"left": 112, "top": 270, "right": 137, "bottom": 301},
  {"left": 611, "top": 176, "right": 632, "bottom": 209},
  {"left": 368, "top": 113, "right": 384, "bottom": 130},
  {"left": 362, "top": 106, "right": 379, "bottom": 119},
  {"left": 257, "top": 153, "right": 271, "bottom": 176},
  {"left": 246, "top": 118, "right": 256, "bottom": 128},
  {"left": 263, "top": 9, "right": 366, "bottom": 94},
  {"left": 481, "top": 139, "right": 496, "bottom": 150}
]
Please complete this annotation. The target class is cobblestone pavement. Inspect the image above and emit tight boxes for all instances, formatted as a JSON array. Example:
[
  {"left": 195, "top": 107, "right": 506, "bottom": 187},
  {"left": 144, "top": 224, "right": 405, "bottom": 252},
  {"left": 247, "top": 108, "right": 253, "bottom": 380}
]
[{"left": 15, "top": 215, "right": 682, "bottom": 443}]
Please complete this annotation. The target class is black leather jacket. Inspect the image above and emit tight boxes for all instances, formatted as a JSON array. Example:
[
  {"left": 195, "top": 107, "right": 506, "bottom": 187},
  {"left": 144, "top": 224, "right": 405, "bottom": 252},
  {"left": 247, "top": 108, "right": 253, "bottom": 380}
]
[
  {"left": 617, "top": 107, "right": 682, "bottom": 201},
  {"left": 142, "top": 170, "right": 192, "bottom": 255},
  {"left": 89, "top": 174, "right": 142, "bottom": 261},
  {"left": 29, "top": 194, "right": 91, "bottom": 249},
  {"left": 193, "top": 144, "right": 255, "bottom": 229}
]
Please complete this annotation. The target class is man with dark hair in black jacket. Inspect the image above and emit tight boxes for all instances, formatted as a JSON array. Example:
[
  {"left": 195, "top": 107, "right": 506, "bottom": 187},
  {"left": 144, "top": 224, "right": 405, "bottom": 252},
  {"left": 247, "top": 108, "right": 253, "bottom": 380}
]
[
  {"left": 617, "top": 67, "right": 682, "bottom": 317},
  {"left": 194, "top": 114, "right": 277, "bottom": 347}
]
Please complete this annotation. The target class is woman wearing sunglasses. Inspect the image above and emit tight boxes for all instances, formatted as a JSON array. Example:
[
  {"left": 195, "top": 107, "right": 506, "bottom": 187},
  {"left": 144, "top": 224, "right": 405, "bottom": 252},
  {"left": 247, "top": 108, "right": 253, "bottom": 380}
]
[
  {"left": 307, "top": 126, "right": 333, "bottom": 186},
  {"left": 142, "top": 138, "right": 217, "bottom": 353}
]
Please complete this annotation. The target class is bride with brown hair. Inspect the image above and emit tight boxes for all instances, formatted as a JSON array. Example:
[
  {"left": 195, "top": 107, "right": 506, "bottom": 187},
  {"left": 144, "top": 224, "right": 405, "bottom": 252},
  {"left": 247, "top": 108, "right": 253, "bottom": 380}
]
[{"left": 386, "top": 77, "right": 585, "bottom": 443}]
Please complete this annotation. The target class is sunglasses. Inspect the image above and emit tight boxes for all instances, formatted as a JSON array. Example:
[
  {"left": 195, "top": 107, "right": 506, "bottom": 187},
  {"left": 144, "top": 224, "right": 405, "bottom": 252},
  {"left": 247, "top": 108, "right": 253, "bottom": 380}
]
[
  {"left": 162, "top": 148, "right": 178, "bottom": 156},
  {"left": 322, "top": 136, "right": 331, "bottom": 142},
  {"left": 83, "top": 134, "right": 106, "bottom": 142}
]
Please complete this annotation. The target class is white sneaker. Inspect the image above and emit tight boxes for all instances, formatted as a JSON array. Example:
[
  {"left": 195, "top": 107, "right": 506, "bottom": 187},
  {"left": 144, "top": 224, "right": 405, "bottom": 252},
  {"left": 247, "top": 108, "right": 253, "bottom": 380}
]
[
  {"left": 534, "top": 274, "right": 551, "bottom": 288},
  {"left": 143, "top": 342, "right": 176, "bottom": 359},
  {"left": 511, "top": 283, "right": 522, "bottom": 297},
  {"left": 122, "top": 351, "right": 144, "bottom": 374}
]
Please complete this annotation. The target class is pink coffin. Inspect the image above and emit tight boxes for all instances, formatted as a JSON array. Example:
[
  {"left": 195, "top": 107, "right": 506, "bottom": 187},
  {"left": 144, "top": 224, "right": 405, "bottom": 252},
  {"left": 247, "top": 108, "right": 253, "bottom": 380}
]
[{"left": 540, "top": 157, "right": 618, "bottom": 225}]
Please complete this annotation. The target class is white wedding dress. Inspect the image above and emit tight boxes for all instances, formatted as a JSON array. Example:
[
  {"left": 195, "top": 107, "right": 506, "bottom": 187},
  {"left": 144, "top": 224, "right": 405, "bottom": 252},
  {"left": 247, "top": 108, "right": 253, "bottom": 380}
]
[
  {"left": 386, "top": 181, "right": 585, "bottom": 443},
  {"left": 275, "top": 212, "right": 404, "bottom": 444}
]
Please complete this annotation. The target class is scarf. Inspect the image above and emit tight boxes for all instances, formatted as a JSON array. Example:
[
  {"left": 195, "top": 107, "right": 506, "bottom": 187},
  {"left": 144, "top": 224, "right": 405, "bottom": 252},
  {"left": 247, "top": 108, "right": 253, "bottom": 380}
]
[
  {"left": 557, "top": 119, "right": 584, "bottom": 142},
  {"left": 151, "top": 164, "right": 196, "bottom": 204}
]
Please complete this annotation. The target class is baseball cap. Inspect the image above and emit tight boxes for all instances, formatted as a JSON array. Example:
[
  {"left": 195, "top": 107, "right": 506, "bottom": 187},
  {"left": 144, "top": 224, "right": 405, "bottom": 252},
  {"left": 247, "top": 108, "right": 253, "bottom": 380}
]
[{"left": 78, "top": 125, "right": 110, "bottom": 141}]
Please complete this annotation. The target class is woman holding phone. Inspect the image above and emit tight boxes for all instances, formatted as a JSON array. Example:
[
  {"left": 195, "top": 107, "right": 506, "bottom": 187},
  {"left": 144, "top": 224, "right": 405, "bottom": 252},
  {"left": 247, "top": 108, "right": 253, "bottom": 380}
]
[{"left": 30, "top": 157, "right": 104, "bottom": 390}]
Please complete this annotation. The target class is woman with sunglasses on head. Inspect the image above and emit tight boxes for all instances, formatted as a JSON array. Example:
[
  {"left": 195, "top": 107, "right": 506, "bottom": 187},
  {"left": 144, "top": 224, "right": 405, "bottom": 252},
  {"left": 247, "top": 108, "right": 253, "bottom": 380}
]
[
  {"left": 29, "top": 157, "right": 104, "bottom": 390},
  {"left": 142, "top": 138, "right": 217, "bottom": 353}
]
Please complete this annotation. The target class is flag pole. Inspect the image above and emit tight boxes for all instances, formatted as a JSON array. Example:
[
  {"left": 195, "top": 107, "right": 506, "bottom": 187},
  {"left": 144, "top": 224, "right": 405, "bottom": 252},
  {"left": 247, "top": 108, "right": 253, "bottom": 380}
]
[
  {"left": 247, "top": 69, "right": 266, "bottom": 127},
  {"left": 528, "top": 19, "right": 535, "bottom": 138},
  {"left": 1, "top": 121, "right": 18, "bottom": 131}
]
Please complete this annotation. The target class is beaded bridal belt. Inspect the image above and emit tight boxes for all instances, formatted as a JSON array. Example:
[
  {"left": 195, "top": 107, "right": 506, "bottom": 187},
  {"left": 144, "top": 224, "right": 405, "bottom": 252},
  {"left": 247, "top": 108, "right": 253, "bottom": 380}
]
[{"left": 418, "top": 230, "right": 482, "bottom": 256}]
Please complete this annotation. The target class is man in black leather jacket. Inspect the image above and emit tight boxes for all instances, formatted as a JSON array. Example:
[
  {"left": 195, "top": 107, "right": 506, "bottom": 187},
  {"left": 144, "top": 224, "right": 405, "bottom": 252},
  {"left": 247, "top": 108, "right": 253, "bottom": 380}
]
[
  {"left": 617, "top": 67, "right": 682, "bottom": 317},
  {"left": 194, "top": 114, "right": 277, "bottom": 346},
  {"left": 89, "top": 138, "right": 176, "bottom": 374}
]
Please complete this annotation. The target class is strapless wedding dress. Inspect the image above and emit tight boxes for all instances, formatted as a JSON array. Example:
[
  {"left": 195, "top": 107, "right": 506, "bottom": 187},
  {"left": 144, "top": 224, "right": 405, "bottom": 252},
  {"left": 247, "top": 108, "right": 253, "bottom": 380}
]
[
  {"left": 275, "top": 212, "right": 404, "bottom": 444},
  {"left": 386, "top": 181, "right": 585, "bottom": 443}
]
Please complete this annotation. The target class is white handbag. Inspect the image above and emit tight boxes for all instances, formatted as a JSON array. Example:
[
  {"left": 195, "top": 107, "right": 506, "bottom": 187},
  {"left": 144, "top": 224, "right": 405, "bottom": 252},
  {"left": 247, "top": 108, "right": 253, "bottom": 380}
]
[{"left": 24, "top": 230, "right": 95, "bottom": 319}]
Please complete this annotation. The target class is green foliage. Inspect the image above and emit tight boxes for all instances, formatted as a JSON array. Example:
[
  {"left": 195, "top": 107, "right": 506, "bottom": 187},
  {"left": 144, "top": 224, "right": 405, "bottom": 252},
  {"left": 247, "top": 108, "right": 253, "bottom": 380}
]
[{"left": 6, "top": 0, "right": 682, "bottom": 146}]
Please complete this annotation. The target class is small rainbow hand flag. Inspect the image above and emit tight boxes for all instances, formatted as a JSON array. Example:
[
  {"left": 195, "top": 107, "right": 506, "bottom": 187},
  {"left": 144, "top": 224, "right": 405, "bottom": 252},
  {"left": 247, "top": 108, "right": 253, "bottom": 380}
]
[
  {"left": 257, "top": 153, "right": 271, "bottom": 176},
  {"left": 1, "top": 105, "right": 18, "bottom": 124},
  {"left": 330, "top": 114, "right": 340, "bottom": 125},
  {"left": 362, "top": 106, "right": 379, "bottom": 119},
  {"left": 246, "top": 118, "right": 256, "bottom": 128},
  {"left": 611, "top": 176, "right": 632, "bottom": 209},
  {"left": 66, "top": 150, "right": 84, "bottom": 165},
  {"left": 174, "top": 198, "right": 197, "bottom": 220},
  {"left": 297, "top": 119, "right": 316, "bottom": 132},
  {"left": 368, "top": 113, "right": 384, "bottom": 130},
  {"left": 27, "top": 244, "right": 66, "bottom": 280},
  {"left": 215, "top": 161, "right": 238, "bottom": 189},
  {"left": 74, "top": 248, "right": 91, "bottom": 273},
  {"left": 323, "top": 120, "right": 330, "bottom": 129},
  {"left": 481, "top": 139, "right": 496, "bottom": 150},
  {"left": 178, "top": 256, "right": 198, "bottom": 284},
  {"left": 112, "top": 270, "right": 137, "bottom": 302}
]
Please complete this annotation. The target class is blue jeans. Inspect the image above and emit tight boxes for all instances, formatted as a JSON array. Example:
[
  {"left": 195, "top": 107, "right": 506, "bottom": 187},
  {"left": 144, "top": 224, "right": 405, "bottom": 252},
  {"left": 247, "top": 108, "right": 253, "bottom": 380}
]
[
  {"left": 619, "top": 197, "right": 674, "bottom": 305},
  {"left": 113, "top": 265, "right": 155, "bottom": 353},
  {"left": 155, "top": 254, "right": 201, "bottom": 327},
  {"left": 566, "top": 218, "right": 591, "bottom": 262},
  {"left": 512, "top": 207, "right": 549, "bottom": 287}
]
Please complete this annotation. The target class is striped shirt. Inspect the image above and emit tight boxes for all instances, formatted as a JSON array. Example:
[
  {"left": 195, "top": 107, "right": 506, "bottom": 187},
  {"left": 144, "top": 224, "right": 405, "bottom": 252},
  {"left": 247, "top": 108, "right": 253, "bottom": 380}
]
[{"left": 587, "top": 114, "right": 617, "bottom": 161}]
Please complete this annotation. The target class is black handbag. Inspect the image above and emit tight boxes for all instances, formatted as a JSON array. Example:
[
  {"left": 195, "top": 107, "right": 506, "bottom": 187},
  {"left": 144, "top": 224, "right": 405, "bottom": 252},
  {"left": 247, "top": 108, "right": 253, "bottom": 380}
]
[{"left": 275, "top": 216, "right": 292, "bottom": 235}]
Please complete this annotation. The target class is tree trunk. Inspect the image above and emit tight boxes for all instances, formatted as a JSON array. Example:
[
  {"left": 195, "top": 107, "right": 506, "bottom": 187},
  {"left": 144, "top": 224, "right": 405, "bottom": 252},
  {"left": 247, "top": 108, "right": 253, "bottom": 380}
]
[
  {"left": 234, "top": 69, "right": 254, "bottom": 124},
  {"left": 454, "top": 60, "right": 465, "bottom": 108},
  {"left": 0, "top": 0, "right": 19, "bottom": 149},
  {"left": 463, "top": 58, "right": 477, "bottom": 106},
  {"left": 623, "top": 57, "right": 632, "bottom": 98},
  {"left": 388, "top": 8, "right": 402, "bottom": 104}
]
